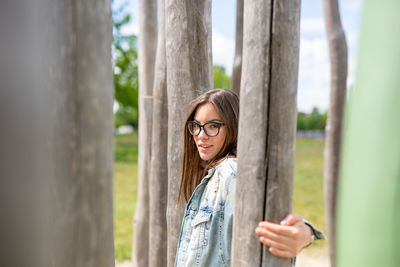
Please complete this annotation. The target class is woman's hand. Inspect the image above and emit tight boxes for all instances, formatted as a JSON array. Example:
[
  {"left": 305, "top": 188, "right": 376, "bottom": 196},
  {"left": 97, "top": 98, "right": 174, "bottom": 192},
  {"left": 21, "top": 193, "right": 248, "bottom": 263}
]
[{"left": 254, "top": 214, "right": 312, "bottom": 258}]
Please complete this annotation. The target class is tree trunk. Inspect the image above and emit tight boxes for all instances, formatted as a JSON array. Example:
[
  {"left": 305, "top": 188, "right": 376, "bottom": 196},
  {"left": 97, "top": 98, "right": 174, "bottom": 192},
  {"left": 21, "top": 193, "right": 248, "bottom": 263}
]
[
  {"left": 165, "top": 0, "right": 212, "bottom": 265},
  {"left": 231, "top": 0, "right": 243, "bottom": 96},
  {"left": 148, "top": 0, "right": 169, "bottom": 265},
  {"left": 132, "top": 0, "right": 157, "bottom": 266},
  {"left": 232, "top": 0, "right": 301, "bottom": 266},
  {"left": 323, "top": 0, "right": 348, "bottom": 266}
]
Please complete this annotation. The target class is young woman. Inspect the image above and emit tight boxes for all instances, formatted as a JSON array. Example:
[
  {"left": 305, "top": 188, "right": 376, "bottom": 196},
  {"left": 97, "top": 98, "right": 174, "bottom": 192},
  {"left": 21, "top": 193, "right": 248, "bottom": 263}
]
[{"left": 175, "top": 89, "right": 324, "bottom": 267}]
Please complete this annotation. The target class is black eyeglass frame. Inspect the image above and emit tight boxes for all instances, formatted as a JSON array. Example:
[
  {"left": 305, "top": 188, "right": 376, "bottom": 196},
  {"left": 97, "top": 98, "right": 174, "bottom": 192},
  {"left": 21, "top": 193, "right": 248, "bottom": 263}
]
[{"left": 186, "top": 121, "right": 225, "bottom": 137}]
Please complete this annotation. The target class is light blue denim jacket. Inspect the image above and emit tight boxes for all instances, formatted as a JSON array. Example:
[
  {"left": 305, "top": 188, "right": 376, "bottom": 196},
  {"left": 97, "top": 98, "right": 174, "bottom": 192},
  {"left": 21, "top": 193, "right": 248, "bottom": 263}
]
[
  {"left": 175, "top": 157, "right": 324, "bottom": 267},
  {"left": 175, "top": 158, "right": 236, "bottom": 267}
]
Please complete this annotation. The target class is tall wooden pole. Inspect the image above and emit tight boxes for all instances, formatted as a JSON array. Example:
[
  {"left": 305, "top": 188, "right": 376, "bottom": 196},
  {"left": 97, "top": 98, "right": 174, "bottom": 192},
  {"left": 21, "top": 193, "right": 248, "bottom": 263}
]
[
  {"left": 323, "top": 1, "right": 348, "bottom": 266},
  {"left": 231, "top": 0, "right": 243, "bottom": 96},
  {"left": 148, "top": 0, "right": 169, "bottom": 265},
  {"left": 132, "top": 0, "right": 157, "bottom": 265},
  {"left": 39, "top": 0, "right": 115, "bottom": 266},
  {"left": 165, "top": 0, "right": 212, "bottom": 265},
  {"left": 231, "top": 0, "right": 244, "bottom": 96},
  {"left": 2, "top": 1, "right": 114, "bottom": 266},
  {"left": 232, "top": 0, "right": 301, "bottom": 266}
]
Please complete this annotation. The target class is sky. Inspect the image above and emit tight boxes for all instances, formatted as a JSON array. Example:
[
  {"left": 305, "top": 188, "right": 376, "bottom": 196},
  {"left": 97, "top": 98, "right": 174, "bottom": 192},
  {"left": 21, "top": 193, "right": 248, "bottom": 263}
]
[{"left": 115, "top": 0, "right": 364, "bottom": 113}]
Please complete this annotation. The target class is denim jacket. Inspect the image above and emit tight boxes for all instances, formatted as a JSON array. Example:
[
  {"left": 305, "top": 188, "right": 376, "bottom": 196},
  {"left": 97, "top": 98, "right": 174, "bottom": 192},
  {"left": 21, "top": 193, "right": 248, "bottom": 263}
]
[
  {"left": 175, "top": 158, "right": 236, "bottom": 267},
  {"left": 175, "top": 157, "right": 324, "bottom": 267}
]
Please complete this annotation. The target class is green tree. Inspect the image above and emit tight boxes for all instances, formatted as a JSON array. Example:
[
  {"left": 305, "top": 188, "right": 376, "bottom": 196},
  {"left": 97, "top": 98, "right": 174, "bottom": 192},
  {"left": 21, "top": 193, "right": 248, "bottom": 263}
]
[
  {"left": 213, "top": 65, "right": 231, "bottom": 90},
  {"left": 297, "top": 108, "right": 327, "bottom": 130},
  {"left": 112, "top": 1, "right": 139, "bottom": 129}
]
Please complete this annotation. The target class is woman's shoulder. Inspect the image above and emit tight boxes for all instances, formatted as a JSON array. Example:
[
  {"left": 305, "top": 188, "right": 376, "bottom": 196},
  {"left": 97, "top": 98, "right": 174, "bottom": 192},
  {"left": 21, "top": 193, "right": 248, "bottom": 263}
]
[{"left": 215, "top": 157, "right": 237, "bottom": 179}]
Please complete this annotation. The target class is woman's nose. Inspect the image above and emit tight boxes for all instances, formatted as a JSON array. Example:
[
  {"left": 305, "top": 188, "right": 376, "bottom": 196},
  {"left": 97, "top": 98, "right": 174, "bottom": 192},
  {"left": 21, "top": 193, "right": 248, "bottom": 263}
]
[{"left": 198, "top": 128, "right": 208, "bottom": 139}]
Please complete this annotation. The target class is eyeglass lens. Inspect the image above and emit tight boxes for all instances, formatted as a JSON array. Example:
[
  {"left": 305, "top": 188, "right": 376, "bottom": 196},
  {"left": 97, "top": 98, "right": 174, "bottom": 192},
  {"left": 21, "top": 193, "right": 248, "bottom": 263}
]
[{"left": 188, "top": 122, "right": 221, "bottom": 137}]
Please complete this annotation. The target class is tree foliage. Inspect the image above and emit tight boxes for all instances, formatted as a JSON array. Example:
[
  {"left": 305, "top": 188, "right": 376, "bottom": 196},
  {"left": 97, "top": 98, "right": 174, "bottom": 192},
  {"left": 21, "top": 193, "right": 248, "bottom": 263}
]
[
  {"left": 297, "top": 107, "right": 327, "bottom": 130},
  {"left": 213, "top": 65, "right": 231, "bottom": 90},
  {"left": 112, "top": 1, "right": 139, "bottom": 129}
]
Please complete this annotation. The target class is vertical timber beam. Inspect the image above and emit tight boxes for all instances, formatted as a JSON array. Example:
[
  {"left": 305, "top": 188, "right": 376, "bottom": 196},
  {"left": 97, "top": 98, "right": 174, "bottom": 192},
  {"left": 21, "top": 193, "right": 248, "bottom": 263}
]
[
  {"left": 165, "top": 0, "right": 212, "bottom": 265},
  {"left": 232, "top": 0, "right": 301, "bottom": 266},
  {"left": 148, "top": 0, "right": 169, "bottom": 265},
  {"left": 47, "top": 1, "right": 115, "bottom": 266},
  {"left": 231, "top": 0, "right": 244, "bottom": 96},
  {"left": 132, "top": 0, "right": 157, "bottom": 265},
  {"left": 323, "top": 0, "right": 348, "bottom": 266},
  {"left": 337, "top": 1, "right": 400, "bottom": 266}
]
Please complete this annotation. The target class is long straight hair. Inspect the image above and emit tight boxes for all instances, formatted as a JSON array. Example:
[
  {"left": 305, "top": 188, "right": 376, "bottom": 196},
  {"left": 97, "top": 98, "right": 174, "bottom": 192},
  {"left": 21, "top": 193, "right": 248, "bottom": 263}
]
[{"left": 178, "top": 89, "right": 239, "bottom": 203}]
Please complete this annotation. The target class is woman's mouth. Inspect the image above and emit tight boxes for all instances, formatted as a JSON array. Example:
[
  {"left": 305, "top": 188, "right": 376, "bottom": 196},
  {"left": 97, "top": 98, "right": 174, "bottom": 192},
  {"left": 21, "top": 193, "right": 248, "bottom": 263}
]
[{"left": 198, "top": 144, "right": 212, "bottom": 152}]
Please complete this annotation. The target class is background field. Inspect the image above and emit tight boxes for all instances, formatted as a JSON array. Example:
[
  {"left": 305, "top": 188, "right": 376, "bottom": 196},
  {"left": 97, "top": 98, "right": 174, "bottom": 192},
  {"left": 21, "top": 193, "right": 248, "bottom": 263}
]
[{"left": 114, "top": 133, "right": 327, "bottom": 262}]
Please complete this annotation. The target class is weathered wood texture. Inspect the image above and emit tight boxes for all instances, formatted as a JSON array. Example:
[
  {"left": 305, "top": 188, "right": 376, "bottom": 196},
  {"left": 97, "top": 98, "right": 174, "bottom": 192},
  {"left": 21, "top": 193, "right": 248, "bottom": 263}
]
[
  {"left": 165, "top": 0, "right": 212, "bottom": 265},
  {"left": 148, "top": 0, "right": 169, "bottom": 265},
  {"left": 132, "top": 0, "right": 157, "bottom": 266},
  {"left": 231, "top": 0, "right": 243, "bottom": 96},
  {"left": 43, "top": 0, "right": 115, "bottom": 266},
  {"left": 232, "top": 0, "right": 300, "bottom": 266},
  {"left": 323, "top": 0, "right": 348, "bottom": 266}
]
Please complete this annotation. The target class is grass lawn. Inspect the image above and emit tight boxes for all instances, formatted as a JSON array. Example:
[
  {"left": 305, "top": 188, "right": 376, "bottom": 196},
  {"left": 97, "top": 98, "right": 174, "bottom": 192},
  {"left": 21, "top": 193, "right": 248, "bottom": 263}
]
[
  {"left": 114, "top": 134, "right": 326, "bottom": 262},
  {"left": 293, "top": 138, "right": 327, "bottom": 248}
]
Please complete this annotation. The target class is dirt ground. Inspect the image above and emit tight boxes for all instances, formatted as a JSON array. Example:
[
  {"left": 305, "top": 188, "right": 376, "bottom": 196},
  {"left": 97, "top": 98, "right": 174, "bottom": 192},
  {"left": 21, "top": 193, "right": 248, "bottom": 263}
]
[
  {"left": 117, "top": 245, "right": 329, "bottom": 267},
  {"left": 296, "top": 245, "right": 330, "bottom": 267}
]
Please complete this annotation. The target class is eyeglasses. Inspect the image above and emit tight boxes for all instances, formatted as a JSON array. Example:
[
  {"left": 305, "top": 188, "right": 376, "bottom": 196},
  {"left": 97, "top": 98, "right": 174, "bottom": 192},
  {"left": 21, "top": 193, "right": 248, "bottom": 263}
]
[{"left": 187, "top": 121, "right": 225, "bottom": 137}]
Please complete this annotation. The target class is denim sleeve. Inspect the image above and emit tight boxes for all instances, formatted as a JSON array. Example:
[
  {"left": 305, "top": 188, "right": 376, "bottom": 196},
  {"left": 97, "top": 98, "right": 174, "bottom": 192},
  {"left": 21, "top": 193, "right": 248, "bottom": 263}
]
[{"left": 223, "top": 172, "right": 236, "bottom": 265}]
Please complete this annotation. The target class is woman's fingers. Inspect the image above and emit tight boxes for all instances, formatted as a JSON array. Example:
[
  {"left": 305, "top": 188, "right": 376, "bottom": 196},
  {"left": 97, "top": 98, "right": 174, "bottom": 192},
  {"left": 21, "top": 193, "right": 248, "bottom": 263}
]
[
  {"left": 255, "top": 226, "right": 295, "bottom": 246},
  {"left": 280, "top": 213, "right": 302, "bottom": 226},
  {"left": 258, "top": 221, "right": 300, "bottom": 238},
  {"left": 255, "top": 214, "right": 312, "bottom": 257},
  {"left": 258, "top": 236, "right": 292, "bottom": 252},
  {"left": 269, "top": 247, "right": 296, "bottom": 258}
]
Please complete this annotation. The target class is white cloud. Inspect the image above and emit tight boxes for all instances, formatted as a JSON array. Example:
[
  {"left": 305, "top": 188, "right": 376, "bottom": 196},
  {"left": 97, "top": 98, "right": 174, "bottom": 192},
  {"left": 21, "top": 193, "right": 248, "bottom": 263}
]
[
  {"left": 212, "top": 29, "right": 235, "bottom": 75},
  {"left": 342, "top": 0, "right": 364, "bottom": 13},
  {"left": 300, "top": 18, "right": 325, "bottom": 34},
  {"left": 121, "top": 22, "right": 139, "bottom": 36},
  {"left": 297, "top": 37, "right": 330, "bottom": 112}
]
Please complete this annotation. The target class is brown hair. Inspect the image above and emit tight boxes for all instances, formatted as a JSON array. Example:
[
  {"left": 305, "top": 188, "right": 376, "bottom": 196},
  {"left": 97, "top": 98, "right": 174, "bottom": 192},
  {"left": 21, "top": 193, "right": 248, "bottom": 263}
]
[{"left": 178, "top": 89, "right": 239, "bottom": 203}]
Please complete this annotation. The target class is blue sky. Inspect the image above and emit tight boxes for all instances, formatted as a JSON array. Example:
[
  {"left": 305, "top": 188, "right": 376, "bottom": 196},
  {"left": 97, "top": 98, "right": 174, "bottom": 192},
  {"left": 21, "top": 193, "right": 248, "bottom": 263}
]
[{"left": 115, "top": 0, "right": 364, "bottom": 112}]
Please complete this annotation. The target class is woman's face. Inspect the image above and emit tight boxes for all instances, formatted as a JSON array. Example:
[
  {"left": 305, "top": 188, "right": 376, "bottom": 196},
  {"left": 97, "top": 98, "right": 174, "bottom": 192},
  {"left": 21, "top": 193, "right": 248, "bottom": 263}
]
[{"left": 193, "top": 103, "right": 227, "bottom": 161}]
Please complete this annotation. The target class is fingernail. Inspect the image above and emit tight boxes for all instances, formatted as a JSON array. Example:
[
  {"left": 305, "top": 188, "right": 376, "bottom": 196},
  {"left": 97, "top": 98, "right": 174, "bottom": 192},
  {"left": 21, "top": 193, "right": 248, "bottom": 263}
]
[{"left": 280, "top": 220, "right": 287, "bottom": 225}]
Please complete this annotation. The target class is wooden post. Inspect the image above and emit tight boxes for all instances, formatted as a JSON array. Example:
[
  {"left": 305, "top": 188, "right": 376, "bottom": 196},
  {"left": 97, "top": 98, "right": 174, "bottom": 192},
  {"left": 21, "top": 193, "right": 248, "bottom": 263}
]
[
  {"left": 38, "top": 0, "right": 115, "bottom": 266},
  {"left": 148, "top": 0, "right": 169, "bottom": 265},
  {"left": 232, "top": 0, "right": 301, "bottom": 266},
  {"left": 323, "top": 0, "right": 348, "bottom": 266},
  {"left": 165, "top": 0, "right": 212, "bottom": 265},
  {"left": 0, "top": 1, "right": 45, "bottom": 265},
  {"left": 132, "top": 0, "right": 157, "bottom": 266},
  {"left": 231, "top": 0, "right": 243, "bottom": 96},
  {"left": 337, "top": 1, "right": 400, "bottom": 266}
]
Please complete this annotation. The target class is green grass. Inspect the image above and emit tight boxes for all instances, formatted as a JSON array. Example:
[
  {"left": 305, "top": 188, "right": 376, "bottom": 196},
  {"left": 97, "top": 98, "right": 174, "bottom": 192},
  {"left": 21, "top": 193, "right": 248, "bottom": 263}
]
[
  {"left": 293, "top": 138, "right": 327, "bottom": 248},
  {"left": 113, "top": 134, "right": 326, "bottom": 262},
  {"left": 114, "top": 133, "right": 138, "bottom": 262}
]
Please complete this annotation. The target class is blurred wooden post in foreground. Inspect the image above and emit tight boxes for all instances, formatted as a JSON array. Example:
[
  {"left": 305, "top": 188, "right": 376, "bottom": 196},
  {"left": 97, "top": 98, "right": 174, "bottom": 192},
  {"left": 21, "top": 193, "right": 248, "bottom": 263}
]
[
  {"left": 132, "top": 0, "right": 157, "bottom": 266},
  {"left": 0, "top": 1, "right": 115, "bottom": 266},
  {"left": 232, "top": 0, "right": 301, "bottom": 266},
  {"left": 323, "top": 0, "right": 348, "bottom": 266},
  {"left": 337, "top": 1, "right": 400, "bottom": 266},
  {"left": 165, "top": 0, "right": 212, "bottom": 265},
  {"left": 44, "top": 1, "right": 115, "bottom": 266}
]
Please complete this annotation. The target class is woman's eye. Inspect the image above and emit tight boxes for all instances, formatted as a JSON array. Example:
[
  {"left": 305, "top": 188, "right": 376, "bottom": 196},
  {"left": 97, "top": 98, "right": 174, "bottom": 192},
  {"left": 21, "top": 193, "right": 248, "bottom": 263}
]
[{"left": 209, "top": 124, "right": 218, "bottom": 129}]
